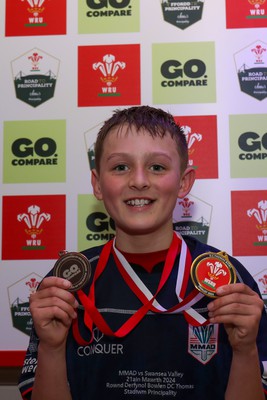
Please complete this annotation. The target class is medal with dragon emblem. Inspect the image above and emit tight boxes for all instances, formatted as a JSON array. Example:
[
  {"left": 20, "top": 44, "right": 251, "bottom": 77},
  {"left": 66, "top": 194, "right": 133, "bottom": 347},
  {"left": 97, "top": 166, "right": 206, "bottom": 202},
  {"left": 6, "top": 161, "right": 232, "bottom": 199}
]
[{"left": 190, "top": 251, "right": 236, "bottom": 298}]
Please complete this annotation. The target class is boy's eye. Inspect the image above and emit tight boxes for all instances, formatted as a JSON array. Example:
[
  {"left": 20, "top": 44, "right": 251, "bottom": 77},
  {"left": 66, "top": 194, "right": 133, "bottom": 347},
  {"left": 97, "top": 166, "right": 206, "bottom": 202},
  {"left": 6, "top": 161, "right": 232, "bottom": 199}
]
[
  {"left": 114, "top": 164, "right": 129, "bottom": 171},
  {"left": 150, "top": 164, "right": 165, "bottom": 172}
]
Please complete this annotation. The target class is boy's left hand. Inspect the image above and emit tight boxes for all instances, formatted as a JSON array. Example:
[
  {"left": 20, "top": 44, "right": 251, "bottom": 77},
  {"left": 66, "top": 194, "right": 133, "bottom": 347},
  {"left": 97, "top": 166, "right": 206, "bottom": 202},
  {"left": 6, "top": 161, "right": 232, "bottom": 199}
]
[{"left": 207, "top": 283, "right": 264, "bottom": 352}]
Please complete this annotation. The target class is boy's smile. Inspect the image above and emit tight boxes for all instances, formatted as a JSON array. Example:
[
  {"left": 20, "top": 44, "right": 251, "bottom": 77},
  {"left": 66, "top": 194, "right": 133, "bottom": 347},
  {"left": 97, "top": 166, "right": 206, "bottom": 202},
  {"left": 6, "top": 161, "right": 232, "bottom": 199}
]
[{"left": 91, "top": 125, "right": 195, "bottom": 252}]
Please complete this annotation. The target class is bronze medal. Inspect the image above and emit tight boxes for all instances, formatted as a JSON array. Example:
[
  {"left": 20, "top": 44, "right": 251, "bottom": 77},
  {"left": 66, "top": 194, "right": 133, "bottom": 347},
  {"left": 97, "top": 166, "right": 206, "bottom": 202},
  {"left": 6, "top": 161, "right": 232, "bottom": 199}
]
[
  {"left": 190, "top": 251, "right": 236, "bottom": 298},
  {"left": 53, "top": 252, "right": 91, "bottom": 292}
]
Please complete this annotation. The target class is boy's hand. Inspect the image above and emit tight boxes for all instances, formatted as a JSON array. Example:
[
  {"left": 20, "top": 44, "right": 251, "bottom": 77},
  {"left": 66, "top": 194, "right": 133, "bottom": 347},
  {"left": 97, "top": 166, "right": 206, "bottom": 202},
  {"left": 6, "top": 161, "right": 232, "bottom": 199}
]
[
  {"left": 207, "top": 283, "right": 264, "bottom": 352},
  {"left": 29, "top": 276, "right": 79, "bottom": 350}
]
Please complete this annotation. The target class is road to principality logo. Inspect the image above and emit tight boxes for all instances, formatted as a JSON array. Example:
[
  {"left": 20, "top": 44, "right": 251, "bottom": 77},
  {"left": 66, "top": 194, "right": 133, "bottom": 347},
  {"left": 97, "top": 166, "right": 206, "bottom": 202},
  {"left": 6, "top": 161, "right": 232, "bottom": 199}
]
[
  {"left": 172, "top": 194, "right": 212, "bottom": 244},
  {"left": 235, "top": 40, "right": 267, "bottom": 100},
  {"left": 11, "top": 47, "right": 60, "bottom": 107},
  {"left": 8, "top": 273, "right": 42, "bottom": 336},
  {"left": 161, "top": 0, "right": 205, "bottom": 30}
]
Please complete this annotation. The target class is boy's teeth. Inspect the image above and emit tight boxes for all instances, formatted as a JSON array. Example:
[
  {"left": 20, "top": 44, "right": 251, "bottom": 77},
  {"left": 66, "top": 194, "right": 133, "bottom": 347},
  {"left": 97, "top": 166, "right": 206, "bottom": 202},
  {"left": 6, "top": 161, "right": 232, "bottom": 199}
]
[{"left": 127, "top": 199, "right": 150, "bottom": 206}]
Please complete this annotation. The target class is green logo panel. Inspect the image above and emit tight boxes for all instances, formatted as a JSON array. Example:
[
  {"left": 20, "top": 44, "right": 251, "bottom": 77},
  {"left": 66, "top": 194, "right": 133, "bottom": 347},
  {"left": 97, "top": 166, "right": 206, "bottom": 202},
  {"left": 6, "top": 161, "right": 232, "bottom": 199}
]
[
  {"left": 78, "top": 0, "right": 140, "bottom": 34},
  {"left": 229, "top": 114, "right": 267, "bottom": 178},
  {"left": 78, "top": 194, "right": 115, "bottom": 251},
  {"left": 152, "top": 42, "right": 216, "bottom": 104},
  {"left": 3, "top": 120, "right": 66, "bottom": 183}
]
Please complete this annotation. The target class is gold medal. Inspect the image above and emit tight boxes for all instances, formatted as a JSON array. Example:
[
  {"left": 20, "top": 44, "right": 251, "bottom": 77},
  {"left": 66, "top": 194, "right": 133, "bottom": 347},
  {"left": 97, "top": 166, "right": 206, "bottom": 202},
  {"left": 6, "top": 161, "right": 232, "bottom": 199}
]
[
  {"left": 190, "top": 251, "right": 236, "bottom": 298},
  {"left": 53, "top": 252, "right": 91, "bottom": 292}
]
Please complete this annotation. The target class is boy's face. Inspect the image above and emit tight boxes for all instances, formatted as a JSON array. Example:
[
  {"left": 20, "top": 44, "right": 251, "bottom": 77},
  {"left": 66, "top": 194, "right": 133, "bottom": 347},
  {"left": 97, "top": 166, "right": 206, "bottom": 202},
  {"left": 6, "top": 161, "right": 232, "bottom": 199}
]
[{"left": 92, "top": 125, "right": 195, "bottom": 241}]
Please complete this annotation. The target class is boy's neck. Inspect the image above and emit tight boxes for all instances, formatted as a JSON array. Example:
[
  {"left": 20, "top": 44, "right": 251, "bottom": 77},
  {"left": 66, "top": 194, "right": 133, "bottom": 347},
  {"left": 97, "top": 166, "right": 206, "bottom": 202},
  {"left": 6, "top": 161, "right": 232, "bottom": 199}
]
[{"left": 114, "top": 229, "right": 174, "bottom": 253}]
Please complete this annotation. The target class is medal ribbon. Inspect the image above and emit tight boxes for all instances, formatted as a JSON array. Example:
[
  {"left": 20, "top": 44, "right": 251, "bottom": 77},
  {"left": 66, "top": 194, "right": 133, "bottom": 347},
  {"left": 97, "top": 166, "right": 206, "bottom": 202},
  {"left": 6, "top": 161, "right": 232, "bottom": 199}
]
[
  {"left": 74, "top": 233, "right": 208, "bottom": 344},
  {"left": 112, "top": 234, "right": 206, "bottom": 320}
]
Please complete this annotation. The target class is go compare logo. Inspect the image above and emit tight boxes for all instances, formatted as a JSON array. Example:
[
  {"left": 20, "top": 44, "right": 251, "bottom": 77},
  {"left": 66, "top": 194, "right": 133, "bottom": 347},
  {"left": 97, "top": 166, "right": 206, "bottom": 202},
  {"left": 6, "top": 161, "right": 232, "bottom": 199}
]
[
  {"left": 229, "top": 114, "right": 267, "bottom": 178},
  {"left": 3, "top": 119, "right": 66, "bottom": 183},
  {"left": 152, "top": 42, "right": 216, "bottom": 104}
]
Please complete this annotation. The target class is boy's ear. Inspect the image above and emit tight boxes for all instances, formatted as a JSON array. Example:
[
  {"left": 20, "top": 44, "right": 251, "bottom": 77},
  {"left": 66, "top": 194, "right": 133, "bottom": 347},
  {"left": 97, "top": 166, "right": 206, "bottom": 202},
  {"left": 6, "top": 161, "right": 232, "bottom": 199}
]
[
  {"left": 177, "top": 167, "right": 196, "bottom": 199},
  {"left": 91, "top": 169, "right": 103, "bottom": 200}
]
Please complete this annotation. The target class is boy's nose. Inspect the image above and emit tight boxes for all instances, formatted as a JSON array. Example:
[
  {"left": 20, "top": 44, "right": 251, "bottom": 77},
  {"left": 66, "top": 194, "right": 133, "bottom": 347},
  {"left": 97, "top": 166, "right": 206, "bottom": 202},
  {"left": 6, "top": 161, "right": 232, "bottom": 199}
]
[{"left": 129, "top": 168, "right": 150, "bottom": 189}]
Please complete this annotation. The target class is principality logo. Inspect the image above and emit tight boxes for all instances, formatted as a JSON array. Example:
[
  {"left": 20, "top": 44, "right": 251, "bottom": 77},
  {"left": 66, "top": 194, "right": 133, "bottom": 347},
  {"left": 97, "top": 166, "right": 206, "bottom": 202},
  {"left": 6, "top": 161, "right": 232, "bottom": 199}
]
[
  {"left": 235, "top": 40, "right": 267, "bottom": 101},
  {"left": 8, "top": 273, "right": 42, "bottom": 336},
  {"left": 18, "top": 204, "right": 51, "bottom": 250},
  {"left": 247, "top": 199, "right": 267, "bottom": 245},
  {"left": 161, "top": 0, "right": 205, "bottom": 30},
  {"left": 188, "top": 324, "right": 218, "bottom": 364},
  {"left": 173, "top": 194, "right": 212, "bottom": 244},
  {"left": 93, "top": 53, "right": 126, "bottom": 96},
  {"left": 11, "top": 47, "right": 60, "bottom": 107}
]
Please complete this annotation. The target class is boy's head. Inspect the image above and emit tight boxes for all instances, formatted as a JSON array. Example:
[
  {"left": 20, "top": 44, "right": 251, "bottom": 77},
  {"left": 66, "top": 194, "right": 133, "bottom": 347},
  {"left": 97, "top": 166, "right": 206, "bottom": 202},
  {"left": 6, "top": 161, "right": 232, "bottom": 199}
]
[{"left": 94, "top": 106, "right": 188, "bottom": 173}]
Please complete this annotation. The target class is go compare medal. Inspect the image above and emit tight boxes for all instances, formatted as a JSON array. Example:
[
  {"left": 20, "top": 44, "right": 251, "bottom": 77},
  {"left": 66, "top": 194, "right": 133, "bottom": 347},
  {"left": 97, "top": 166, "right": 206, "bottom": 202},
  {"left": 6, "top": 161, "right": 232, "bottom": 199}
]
[
  {"left": 190, "top": 251, "right": 236, "bottom": 298},
  {"left": 53, "top": 252, "right": 91, "bottom": 292}
]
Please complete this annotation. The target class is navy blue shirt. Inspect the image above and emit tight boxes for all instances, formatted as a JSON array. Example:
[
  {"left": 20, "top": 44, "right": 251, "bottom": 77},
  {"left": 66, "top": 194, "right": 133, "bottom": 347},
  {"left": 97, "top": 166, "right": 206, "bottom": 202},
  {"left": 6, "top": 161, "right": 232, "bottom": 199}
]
[{"left": 19, "top": 236, "right": 267, "bottom": 399}]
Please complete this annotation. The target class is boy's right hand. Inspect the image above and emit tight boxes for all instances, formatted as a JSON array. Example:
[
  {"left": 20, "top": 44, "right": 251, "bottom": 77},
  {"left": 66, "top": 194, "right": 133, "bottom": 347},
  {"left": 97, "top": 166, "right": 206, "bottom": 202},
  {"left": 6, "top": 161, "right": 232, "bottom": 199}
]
[{"left": 29, "top": 276, "right": 79, "bottom": 350}]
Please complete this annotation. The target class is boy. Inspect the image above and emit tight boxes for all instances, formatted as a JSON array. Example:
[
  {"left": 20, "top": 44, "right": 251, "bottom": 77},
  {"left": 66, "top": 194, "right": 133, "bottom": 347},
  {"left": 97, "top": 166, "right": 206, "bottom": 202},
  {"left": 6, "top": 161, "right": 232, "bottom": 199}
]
[{"left": 19, "top": 106, "right": 267, "bottom": 400}]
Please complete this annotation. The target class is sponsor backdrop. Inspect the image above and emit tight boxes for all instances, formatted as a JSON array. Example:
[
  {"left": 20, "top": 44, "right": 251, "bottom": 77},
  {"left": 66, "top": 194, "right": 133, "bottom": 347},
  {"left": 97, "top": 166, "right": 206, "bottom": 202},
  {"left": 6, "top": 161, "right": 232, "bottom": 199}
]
[{"left": 0, "top": 0, "right": 266, "bottom": 367}]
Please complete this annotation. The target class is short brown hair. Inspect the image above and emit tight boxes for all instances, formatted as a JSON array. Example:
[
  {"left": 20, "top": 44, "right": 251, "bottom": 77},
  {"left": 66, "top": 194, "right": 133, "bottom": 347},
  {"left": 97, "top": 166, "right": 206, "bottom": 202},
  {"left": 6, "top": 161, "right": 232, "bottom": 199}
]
[{"left": 94, "top": 105, "right": 188, "bottom": 172}]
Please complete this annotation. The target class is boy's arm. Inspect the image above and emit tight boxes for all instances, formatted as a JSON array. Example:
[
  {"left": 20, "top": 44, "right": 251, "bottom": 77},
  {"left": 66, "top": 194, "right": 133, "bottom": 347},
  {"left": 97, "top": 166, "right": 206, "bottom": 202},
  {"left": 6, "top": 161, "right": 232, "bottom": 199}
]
[
  {"left": 32, "top": 343, "right": 72, "bottom": 400},
  {"left": 29, "top": 276, "right": 78, "bottom": 400},
  {"left": 225, "top": 344, "right": 264, "bottom": 400},
  {"left": 208, "top": 283, "right": 265, "bottom": 400}
]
